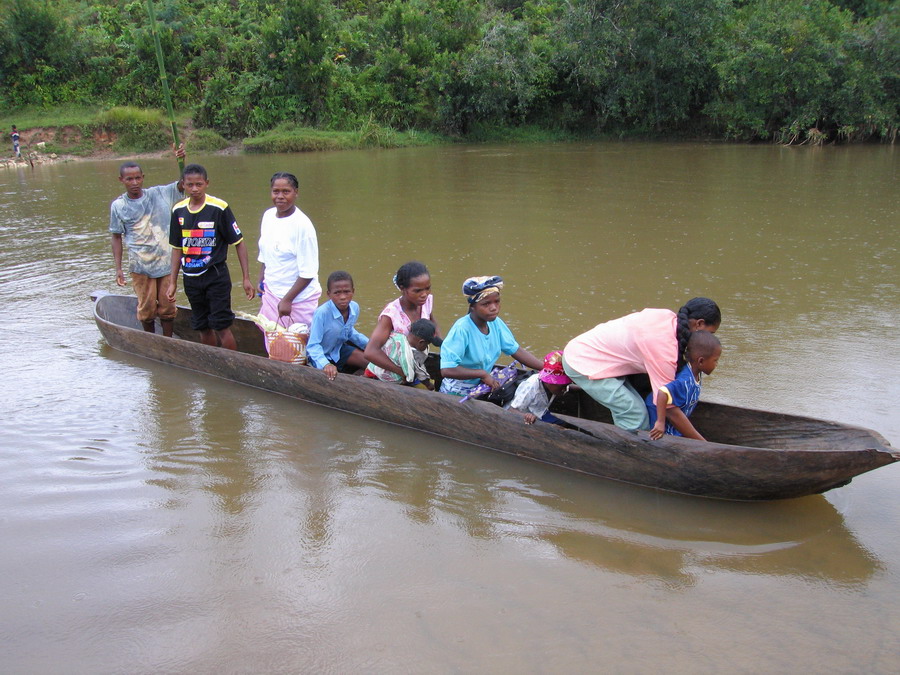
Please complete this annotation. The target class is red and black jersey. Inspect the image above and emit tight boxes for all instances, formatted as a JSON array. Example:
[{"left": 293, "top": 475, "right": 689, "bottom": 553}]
[{"left": 169, "top": 195, "right": 243, "bottom": 276}]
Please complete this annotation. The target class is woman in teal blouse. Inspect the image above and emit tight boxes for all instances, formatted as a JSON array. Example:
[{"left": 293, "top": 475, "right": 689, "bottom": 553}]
[{"left": 439, "top": 276, "right": 543, "bottom": 397}]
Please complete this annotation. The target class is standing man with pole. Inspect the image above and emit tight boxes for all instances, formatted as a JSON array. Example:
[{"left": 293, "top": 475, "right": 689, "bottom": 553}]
[{"left": 109, "top": 146, "right": 186, "bottom": 335}]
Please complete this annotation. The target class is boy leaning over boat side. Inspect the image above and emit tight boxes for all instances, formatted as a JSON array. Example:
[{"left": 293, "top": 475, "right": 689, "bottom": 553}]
[
  {"left": 108, "top": 144, "right": 185, "bottom": 336},
  {"left": 647, "top": 331, "right": 722, "bottom": 441},
  {"left": 166, "top": 163, "right": 254, "bottom": 351}
]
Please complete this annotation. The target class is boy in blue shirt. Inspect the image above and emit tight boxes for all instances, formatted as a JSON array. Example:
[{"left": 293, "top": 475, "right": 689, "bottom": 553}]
[
  {"left": 307, "top": 271, "right": 370, "bottom": 381},
  {"left": 647, "top": 331, "right": 722, "bottom": 441}
]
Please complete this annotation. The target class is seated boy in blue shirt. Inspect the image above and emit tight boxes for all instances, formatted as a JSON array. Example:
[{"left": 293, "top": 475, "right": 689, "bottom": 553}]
[
  {"left": 307, "top": 271, "right": 370, "bottom": 381},
  {"left": 647, "top": 331, "right": 722, "bottom": 441}
]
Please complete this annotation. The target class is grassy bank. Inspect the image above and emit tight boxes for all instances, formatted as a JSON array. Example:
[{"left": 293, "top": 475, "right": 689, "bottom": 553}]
[
  {"left": 0, "top": 106, "right": 196, "bottom": 157},
  {"left": 2, "top": 106, "right": 449, "bottom": 158},
  {"left": 0, "top": 105, "right": 101, "bottom": 129},
  {"left": 2, "top": 105, "right": 595, "bottom": 160},
  {"left": 243, "top": 119, "right": 447, "bottom": 153}
]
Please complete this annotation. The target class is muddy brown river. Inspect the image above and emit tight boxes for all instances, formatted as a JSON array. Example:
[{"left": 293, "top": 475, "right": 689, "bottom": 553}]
[{"left": 0, "top": 142, "right": 897, "bottom": 672}]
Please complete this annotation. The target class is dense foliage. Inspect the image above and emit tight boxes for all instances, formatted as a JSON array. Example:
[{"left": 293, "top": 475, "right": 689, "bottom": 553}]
[{"left": 0, "top": 0, "right": 896, "bottom": 142}]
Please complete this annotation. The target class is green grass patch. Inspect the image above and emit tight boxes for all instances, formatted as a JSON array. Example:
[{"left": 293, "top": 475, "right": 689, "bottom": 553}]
[
  {"left": 244, "top": 120, "right": 446, "bottom": 153},
  {"left": 187, "top": 128, "right": 231, "bottom": 152},
  {"left": 350, "top": 116, "right": 445, "bottom": 148},
  {"left": 0, "top": 105, "right": 102, "bottom": 130},
  {"left": 90, "top": 106, "right": 171, "bottom": 153},
  {"left": 243, "top": 126, "right": 347, "bottom": 153}
]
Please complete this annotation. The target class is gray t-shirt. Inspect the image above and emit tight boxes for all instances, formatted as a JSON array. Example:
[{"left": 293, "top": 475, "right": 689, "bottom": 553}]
[{"left": 109, "top": 181, "right": 182, "bottom": 278}]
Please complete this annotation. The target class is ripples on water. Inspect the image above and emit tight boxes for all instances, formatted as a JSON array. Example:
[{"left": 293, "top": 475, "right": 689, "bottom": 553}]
[{"left": 0, "top": 147, "right": 898, "bottom": 672}]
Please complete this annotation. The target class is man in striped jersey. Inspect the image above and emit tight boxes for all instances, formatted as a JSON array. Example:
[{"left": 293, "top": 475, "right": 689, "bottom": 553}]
[{"left": 166, "top": 164, "right": 254, "bottom": 350}]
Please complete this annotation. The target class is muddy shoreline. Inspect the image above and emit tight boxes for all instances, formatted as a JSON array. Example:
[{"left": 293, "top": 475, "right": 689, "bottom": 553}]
[{"left": 2, "top": 124, "right": 242, "bottom": 169}]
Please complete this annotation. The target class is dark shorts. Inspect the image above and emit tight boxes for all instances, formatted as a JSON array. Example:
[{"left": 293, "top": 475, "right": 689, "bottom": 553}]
[
  {"left": 183, "top": 264, "right": 234, "bottom": 331},
  {"left": 336, "top": 342, "right": 359, "bottom": 372}
]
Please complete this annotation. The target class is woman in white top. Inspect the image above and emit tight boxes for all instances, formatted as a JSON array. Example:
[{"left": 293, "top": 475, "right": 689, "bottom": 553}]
[{"left": 257, "top": 172, "right": 322, "bottom": 329}]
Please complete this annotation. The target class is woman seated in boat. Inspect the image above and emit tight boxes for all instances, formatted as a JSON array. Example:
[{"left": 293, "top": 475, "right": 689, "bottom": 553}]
[
  {"left": 562, "top": 297, "right": 721, "bottom": 432},
  {"left": 363, "top": 261, "right": 442, "bottom": 381},
  {"left": 439, "top": 275, "right": 543, "bottom": 397}
]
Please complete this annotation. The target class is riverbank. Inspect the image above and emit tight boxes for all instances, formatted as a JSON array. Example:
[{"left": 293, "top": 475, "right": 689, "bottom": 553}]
[
  {"left": 0, "top": 120, "right": 444, "bottom": 167},
  {"left": 0, "top": 141, "right": 190, "bottom": 170},
  {"left": 0, "top": 112, "right": 241, "bottom": 167},
  {"left": 1, "top": 105, "right": 606, "bottom": 167}
]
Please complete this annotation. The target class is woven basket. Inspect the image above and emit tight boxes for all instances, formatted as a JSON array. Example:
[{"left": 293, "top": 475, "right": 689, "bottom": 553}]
[{"left": 266, "top": 330, "right": 307, "bottom": 365}]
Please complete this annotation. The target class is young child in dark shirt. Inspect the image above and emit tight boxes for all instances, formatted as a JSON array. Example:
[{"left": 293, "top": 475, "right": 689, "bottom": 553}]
[
  {"left": 166, "top": 164, "right": 254, "bottom": 350},
  {"left": 407, "top": 319, "right": 439, "bottom": 390},
  {"left": 647, "top": 331, "right": 722, "bottom": 441}
]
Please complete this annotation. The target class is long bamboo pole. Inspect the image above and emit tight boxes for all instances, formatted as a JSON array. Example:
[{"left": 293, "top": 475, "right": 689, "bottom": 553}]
[{"left": 145, "top": 0, "right": 184, "bottom": 173}]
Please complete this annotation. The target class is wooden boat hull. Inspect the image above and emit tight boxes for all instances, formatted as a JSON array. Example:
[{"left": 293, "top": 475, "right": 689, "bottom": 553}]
[{"left": 92, "top": 294, "right": 897, "bottom": 501}]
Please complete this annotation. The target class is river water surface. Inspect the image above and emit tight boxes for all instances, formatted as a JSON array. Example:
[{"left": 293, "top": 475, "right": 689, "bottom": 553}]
[{"left": 1, "top": 142, "right": 898, "bottom": 673}]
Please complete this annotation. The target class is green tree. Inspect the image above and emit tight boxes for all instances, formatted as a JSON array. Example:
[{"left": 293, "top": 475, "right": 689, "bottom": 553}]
[
  {"left": 552, "top": 0, "right": 728, "bottom": 132},
  {"left": 256, "top": 0, "right": 342, "bottom": 125},
  {"left": 455, "top": 17, "right": 552, "bottom": 127},
  {"left": 0, "top": 0, "right": 87, "bottom": 105},
  {"left": 706, "top": 0, "right": 896, "bottom": 142},
  {"left": 0, "top": 0, "right": 893, "bottom": 143},
  {"left": 353, "top": 0, "right": 482, "bottom": 129},
  {"left": 847, "top": 5, "right": 899, "bottom": 140}
]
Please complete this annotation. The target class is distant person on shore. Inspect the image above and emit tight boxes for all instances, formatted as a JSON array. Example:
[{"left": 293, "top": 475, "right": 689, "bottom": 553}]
[
  {"left": 647, "top": 331, "right": 721, "bottom": 441},
  {"left": 11, "top": 125, "right": 20, "bottom": 158},
  {"left": 364, "top": 261, "right": 442, "bottom": 380},
  {"left": 307, "top": 270, "right": 369, "bottom": 381},
  {"left": 166, "top": 163, "right": 254, "bottom": 350},
  {"left": 562, "top": 297, "right": 721, "bottom": 432},
  {"left": 108, "top": 144, "right": 186, "bottom": 335},
  {"left": 256, "top": 171, "right": 321, "bottom": 344}
]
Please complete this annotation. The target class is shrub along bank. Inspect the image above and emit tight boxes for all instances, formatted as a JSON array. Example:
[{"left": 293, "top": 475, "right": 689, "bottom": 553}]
[
  {"left": 1, "top": 0, "right": 896, "bottom": 146},
  {"left": 0, "top": 107, "right": 445, "bottom": 156}
]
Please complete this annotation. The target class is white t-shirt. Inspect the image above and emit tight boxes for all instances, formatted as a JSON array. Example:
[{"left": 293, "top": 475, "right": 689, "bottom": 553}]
[{"left": 257, "top": 206, "right": 321, "bottom": 303}]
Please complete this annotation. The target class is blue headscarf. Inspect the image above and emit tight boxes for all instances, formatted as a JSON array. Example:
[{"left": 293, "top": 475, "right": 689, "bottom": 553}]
[{"left": 462, "top": 276, "right": 503, "bottom": 304}]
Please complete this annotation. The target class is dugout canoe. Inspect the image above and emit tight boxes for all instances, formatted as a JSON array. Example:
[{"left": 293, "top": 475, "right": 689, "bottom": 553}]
[{"left": 92, "top": 293, "right": 898, "bottom": 501}]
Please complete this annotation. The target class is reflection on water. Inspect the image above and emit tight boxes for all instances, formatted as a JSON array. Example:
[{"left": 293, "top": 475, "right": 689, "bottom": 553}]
[
  {"left": 1, "top": 143, "right": 898, "bottom": 672},
  {"left": 539, "top": 493, "right": 881, "bottom": 588},
  {"left": 97, "top": 347, "right": 887, "bottom": 594},
  {"left": 105, "top": 367, "right": 883, "bottom": 612},
  {"left": 329, "top": 413, "right": 881, "bottom": 588}
]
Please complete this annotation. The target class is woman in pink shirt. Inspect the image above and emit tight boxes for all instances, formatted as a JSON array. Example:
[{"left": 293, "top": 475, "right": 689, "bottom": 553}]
[
  {"left": 562, "top": 297, "right": 721, "bottom": 431},
  {"left": 364, "top": 261, "right": 442, "bottom": 380}
]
